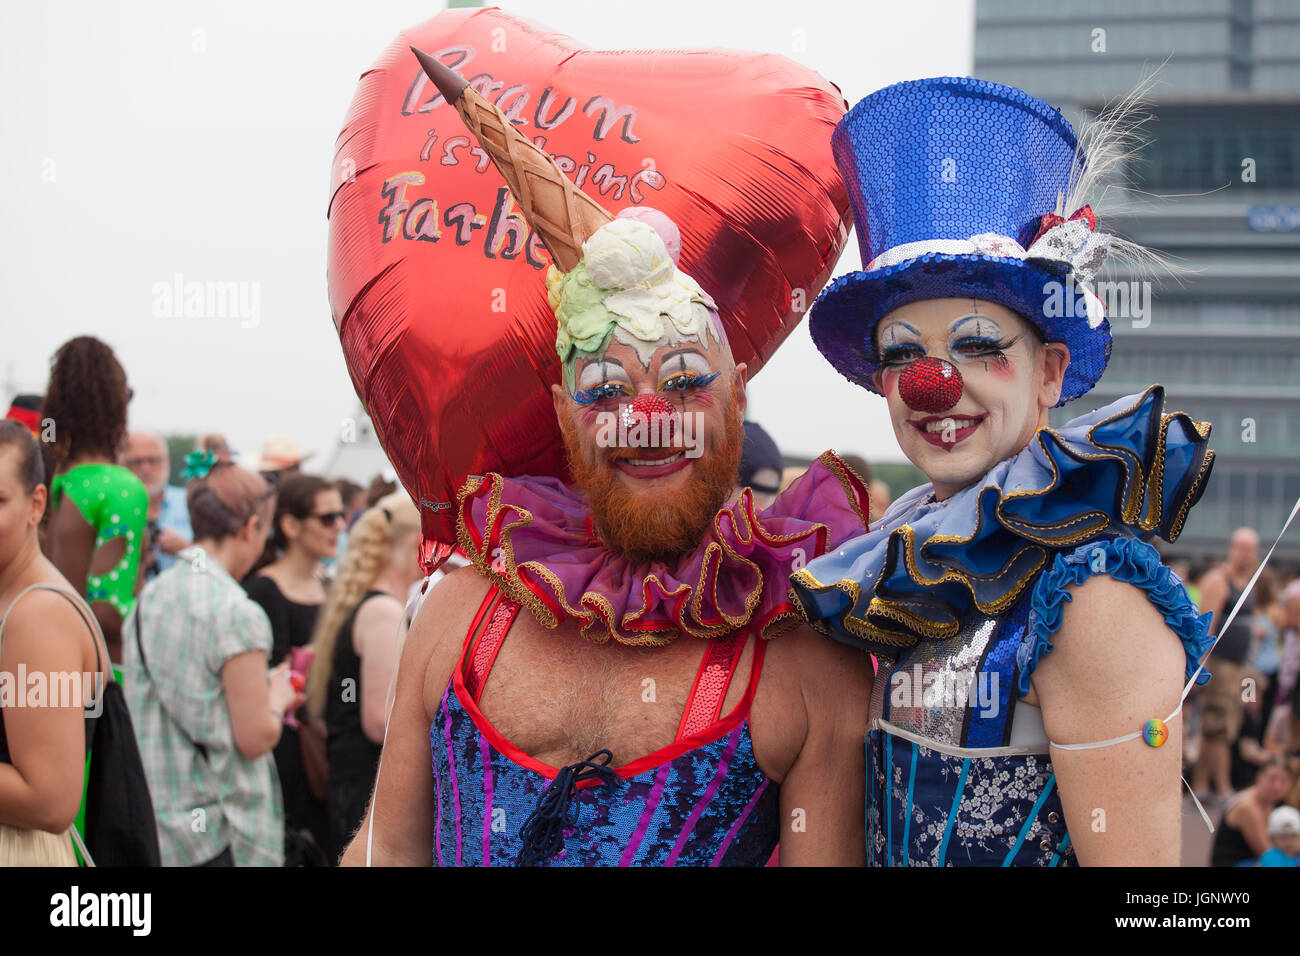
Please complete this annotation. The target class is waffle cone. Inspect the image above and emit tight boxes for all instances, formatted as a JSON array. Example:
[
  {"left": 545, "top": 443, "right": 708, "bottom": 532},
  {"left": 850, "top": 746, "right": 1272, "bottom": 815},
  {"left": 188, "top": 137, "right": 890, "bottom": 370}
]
[{"left": 449, "top": 85, "right": 613, "bottom": 273}]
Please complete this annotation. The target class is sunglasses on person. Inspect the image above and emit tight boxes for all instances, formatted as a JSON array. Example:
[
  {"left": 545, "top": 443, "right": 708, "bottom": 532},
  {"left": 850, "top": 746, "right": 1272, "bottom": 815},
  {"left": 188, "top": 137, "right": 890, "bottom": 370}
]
[{"left": 307, "top": 510, "right": 347, "bottom": 526}]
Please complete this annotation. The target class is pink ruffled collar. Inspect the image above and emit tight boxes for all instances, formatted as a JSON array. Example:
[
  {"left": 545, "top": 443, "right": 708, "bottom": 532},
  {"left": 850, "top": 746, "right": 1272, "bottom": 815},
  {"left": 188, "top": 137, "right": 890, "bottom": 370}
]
[{"left": 454, "top": 453, "right": 870, "bottom": 646}]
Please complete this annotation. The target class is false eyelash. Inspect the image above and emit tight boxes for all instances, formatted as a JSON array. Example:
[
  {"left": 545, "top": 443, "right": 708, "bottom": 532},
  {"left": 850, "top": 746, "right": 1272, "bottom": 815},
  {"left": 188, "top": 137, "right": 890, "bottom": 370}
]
[
  {"left": 878, "top": 343, "right": 925, "bottom": 366},
  {"left": 572, "top": 382, "right": 626, "bottom": 406},
  {"left": 952, "top": 334, "right": 1022, "bottom": 357},
  {"left": 951, "top": 335, "right": 1008, "bottom": 352},
  {"left": 662, "top": 370, "right": 720, "bottom": 392}
]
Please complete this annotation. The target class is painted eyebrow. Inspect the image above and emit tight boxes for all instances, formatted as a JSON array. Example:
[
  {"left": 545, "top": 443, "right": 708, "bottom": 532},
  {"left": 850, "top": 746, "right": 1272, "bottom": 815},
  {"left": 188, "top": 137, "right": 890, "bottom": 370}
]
[
  {"left": 576, "top": 359, "right": 631, "bottom": 392},
  {"left": 576, "top": 358, "right": 628, "bottom": 380},
  {"left": 879, "top": 321, "right": 921, "bottom": 342},
  {"left": 951, "top": 314, "right": 998, "bottom": 333},
  {"left": 658, "top": 349, "right": 713, "bottom": 375}
]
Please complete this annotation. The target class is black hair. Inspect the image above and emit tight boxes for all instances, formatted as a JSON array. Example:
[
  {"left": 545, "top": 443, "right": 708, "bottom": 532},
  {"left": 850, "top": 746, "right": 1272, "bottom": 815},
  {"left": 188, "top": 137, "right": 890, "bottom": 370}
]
[{"left": 41, "top": 336, "right": 130, "bottom": 466}]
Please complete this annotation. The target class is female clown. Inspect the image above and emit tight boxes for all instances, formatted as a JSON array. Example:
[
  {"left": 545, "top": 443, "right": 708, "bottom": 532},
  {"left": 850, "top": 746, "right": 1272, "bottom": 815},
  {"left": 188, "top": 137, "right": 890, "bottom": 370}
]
[{"left": 791, "top": 77, "right": 1216, "bottom": 866}]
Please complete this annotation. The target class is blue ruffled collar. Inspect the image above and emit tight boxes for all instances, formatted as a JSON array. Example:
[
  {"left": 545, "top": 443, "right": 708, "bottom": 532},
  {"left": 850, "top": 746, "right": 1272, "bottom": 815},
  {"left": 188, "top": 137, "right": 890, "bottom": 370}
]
[{"left": 791, "top": 386, "right": 1214, "bottom": 660}]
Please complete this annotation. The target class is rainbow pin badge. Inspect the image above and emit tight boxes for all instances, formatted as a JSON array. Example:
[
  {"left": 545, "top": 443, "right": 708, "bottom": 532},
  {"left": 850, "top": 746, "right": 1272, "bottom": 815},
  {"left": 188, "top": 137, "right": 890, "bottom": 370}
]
[{"left": 1142, "top": 718, "right": 1169, "bottom": 748}]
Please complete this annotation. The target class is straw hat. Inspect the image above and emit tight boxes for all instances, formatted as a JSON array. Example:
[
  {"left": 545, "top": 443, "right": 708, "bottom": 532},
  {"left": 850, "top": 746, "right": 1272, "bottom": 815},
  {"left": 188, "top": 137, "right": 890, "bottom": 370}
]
[{"left": 242, "top": 435, "right": 314, "bottom": 474}]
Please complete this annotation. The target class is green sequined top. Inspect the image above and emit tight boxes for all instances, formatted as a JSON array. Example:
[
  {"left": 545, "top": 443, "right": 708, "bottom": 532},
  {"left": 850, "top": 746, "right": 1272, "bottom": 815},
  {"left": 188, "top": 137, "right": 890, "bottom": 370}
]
[{"left": 50, "top": 462, "right": 150, "bottom": 619}]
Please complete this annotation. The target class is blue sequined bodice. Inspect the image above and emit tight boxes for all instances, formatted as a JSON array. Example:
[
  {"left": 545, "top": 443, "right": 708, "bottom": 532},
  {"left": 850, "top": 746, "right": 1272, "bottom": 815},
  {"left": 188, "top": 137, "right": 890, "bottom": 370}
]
[
  {"left": 868, "top": 588, "right": 1076, "bottom": 866},
  {"left": 429, "top": 682, "right": 779, "bottom": 867}
]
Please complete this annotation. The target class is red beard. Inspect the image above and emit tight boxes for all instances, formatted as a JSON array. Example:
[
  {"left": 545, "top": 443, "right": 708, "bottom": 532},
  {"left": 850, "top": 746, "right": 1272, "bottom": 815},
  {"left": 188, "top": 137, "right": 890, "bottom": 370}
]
[{"left": 559, "top": 386, "right": 744, "bottom": 562}]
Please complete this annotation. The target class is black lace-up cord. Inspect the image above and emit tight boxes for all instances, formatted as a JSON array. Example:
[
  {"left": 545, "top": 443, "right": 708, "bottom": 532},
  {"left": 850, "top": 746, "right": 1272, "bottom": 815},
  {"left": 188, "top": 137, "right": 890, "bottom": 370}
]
[{"left": 515, "top": 749, "right": 619, "bottom": 866}]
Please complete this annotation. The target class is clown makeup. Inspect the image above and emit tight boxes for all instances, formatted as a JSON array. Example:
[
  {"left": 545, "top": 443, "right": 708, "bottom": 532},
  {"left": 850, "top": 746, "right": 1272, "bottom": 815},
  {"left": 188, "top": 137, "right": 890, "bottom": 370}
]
[
  {"left": 571, "top": 351, "right": 720, "bottom": 407},
  {"left": 873, "top": 298, "right": 1067, "bottom": 502},
  {"left": 573, "top": 358, "right": 633, "bottom": 407},
  {"left": 657, "top": 350, "right": 722, "bottom": 397},
  {"left": 877, "top": 308, "right": 1025, "bottom": 376},
  {"left": 551, "top": 329, "right": 746, "bottom": 559},
  {"left": 570, "top": 343, "right": 725, "bottom": 421}
]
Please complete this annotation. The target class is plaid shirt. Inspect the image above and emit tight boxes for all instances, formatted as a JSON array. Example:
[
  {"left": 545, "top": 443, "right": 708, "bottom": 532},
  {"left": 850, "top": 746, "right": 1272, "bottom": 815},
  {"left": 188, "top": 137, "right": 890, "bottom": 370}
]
[{"left": 123, "top": 546, "right": 284, "bottom": 866}]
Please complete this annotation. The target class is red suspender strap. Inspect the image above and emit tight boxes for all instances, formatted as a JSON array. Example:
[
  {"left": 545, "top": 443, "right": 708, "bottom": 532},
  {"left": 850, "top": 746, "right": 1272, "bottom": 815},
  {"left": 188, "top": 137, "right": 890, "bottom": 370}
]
[
  {"left": 675, "top": 629, "right": 749, "bottom": 741},
  {"left": 462, "top": 586, "right": 500, "bottom": 654},
  {"left": 464, "top": 586, "right": 522, "bottom": 704}
]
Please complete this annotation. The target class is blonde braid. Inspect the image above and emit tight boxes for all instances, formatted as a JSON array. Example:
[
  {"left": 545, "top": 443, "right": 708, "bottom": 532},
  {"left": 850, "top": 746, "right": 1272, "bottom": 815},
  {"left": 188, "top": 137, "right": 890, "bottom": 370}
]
[{"left": 306, "top": 506, "right": 391, "bottom": 720}]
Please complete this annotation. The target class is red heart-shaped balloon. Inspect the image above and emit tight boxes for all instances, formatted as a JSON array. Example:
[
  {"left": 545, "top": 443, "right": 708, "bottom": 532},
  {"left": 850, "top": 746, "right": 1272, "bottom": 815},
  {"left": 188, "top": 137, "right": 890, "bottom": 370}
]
[{"left": 327, "top": 7, "right": 851, "bottom": 569}]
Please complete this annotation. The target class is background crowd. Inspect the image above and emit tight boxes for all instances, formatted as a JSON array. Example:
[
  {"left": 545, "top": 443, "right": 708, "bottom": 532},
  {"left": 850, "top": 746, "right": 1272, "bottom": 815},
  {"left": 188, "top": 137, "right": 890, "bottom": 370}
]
[{"left": 1, "top": 334, "right": 1297, "bottom": 866}]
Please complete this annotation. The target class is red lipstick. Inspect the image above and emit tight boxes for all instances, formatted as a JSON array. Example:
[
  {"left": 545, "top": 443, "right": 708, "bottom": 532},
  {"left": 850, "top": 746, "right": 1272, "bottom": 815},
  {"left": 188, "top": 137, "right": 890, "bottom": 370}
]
[{"left": 907, "top": 413, "right": 987, "bottom": 450}]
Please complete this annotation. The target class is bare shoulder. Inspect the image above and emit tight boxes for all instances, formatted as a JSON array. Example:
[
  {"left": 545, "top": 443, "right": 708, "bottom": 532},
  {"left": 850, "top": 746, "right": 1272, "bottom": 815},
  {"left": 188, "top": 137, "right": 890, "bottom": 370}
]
[
  {"left": 406, "top": 566, "right": 493, "bottom": 714},
  {"left": 0, "top": 586, "right": 96, "bottom": 669},
  {"left": 765, "top": 623, "right": 875, "bottom": 698},
  {"left": 1200, "top": 565, "right": 1227, "bottom": 588},
  {"left": 1197, "top": 565, "right": 1229, "bottom": 605},
  {"left": 415, "top": 565, "right": 493, "bottom": 626},
  {"left": 354, "top": 591, "right": 405, "bottom": 632},
  {"left": 1036, "top": 573, "right": 1184, "bottom": 707},
  {"left": 1055, "top": 573, "right": 1178, "bottom": 660},
  {"left": 49, "top": 494, "right": 93, "bottom": 531},
  {"left": 351, "top": 592, "right": 405, "bottom": 659},
  {"left": 750, "top": 623, "right": 872, "bottom": 784},
  {"left": 1230, "top": 795, "right": 1266, "bottom": 828}
]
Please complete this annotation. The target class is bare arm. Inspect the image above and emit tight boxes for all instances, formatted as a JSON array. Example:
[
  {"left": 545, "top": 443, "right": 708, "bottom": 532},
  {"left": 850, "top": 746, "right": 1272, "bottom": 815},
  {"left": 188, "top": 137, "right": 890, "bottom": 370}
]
[
  {"left": 354, "top": 595, "right": 405, "bottom": 745},
  {"left": 1198, "top": 568, "right": 1230, "bottom": 633},
  {"left": 87, "top": 536, "right": 130, "bottom": 656},
  {"left": 1226, "top": 800, "right": 1272, "bottom": 858},
  {"left": 763, "top": 626, "right": 872, "bottom": 866},
  {"left": 340, "top": 568, "right": 487, "bottom": 866},
  {"left": 222, "top": 652, "right": 296, "bottom": 760},
  {"left": 1032, "top": 575, "right": 1186, "bottom": 866},
  {"left": 1284, "top": 592, "right": 1300, "bottom": 635},
  {"left": 1237, "top": 730, "right": 1271, "bottom": 767},
  {"left": 0, "top": 593, "right": 97, "bottom": 831},
  {"left": 46, "top": 502, "right": 94, "bottom": 599},
  {"left": 157, "top": 527, "right": 190, "bottom": 557},
  {"left": 47, "top": 502, "right": 134, "bottom": 658}
]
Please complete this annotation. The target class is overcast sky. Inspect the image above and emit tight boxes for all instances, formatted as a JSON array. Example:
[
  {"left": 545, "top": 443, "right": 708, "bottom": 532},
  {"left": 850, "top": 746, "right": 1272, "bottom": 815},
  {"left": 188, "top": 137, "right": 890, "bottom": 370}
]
[{"left": 1, "top": 0, "right": 973, "bottom": 472}]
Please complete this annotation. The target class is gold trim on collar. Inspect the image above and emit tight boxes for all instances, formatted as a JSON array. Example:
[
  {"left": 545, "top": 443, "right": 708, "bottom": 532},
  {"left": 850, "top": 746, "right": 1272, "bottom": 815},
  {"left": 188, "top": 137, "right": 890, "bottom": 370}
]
[
  {"left": 789, "top": 385, "right": 1215, "bottom": 656},
  {"left": 453, "top": 454, "right": 868, "bottom": 646}
]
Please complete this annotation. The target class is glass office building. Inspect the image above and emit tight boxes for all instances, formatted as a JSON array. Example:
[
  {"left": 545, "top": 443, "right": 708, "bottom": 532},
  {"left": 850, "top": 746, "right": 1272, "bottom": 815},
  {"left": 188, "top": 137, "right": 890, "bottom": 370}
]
[{"left": 975, "top": 0, "right": 1300, "bottom": 559}]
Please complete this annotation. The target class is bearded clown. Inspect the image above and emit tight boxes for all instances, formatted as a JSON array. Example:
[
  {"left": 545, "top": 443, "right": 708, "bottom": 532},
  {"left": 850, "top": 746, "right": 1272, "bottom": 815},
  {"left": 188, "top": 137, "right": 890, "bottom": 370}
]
[
  {"left": 341, "top": 52, "right": 874, "bottom": 868},
  {"left": 790, "top": 78, "right": 1217, "bottom": 867},
  {"left": 544, "top": 206, "right": 748, "bottom": 563}
]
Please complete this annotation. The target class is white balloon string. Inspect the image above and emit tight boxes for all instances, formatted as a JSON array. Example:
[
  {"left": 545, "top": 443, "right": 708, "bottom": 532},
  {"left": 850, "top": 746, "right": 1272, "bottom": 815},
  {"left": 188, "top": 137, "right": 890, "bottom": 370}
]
[
  {"left": 365, "top": 591, "right": 416, "bottom": 867},
  {"left": 1181, "top": 493, "right": 1300, "bottom": 706},
  {"left": 1049, "top": 493, "right": 1299, "bottom": 768}
]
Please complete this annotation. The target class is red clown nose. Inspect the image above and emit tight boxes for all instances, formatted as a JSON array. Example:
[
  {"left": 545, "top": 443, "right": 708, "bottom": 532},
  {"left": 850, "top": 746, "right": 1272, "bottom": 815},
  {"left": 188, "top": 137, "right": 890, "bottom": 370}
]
[
  {"left": 898, "top": 358, "right": 963, "bottom": 414},
  {"left": 620, "top": 394, "right": 678, "bottom": 443}
]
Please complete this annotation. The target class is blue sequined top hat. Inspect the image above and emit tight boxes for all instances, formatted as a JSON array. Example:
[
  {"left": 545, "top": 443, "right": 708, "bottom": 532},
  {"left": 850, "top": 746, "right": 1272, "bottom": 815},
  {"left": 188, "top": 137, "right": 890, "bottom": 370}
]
[{"left": 810, "top": 76, "right": 1115, "bottom": 405}]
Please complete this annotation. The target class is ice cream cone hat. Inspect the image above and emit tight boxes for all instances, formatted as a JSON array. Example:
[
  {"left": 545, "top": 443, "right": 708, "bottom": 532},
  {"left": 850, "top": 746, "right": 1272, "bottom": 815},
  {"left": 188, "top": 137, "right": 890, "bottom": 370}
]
[
  {"left": 412, "top": 48, "right": 722, "bottom": 378},
  {"left": 412, "top": 48, "right": 613, "bottom": 274}
]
